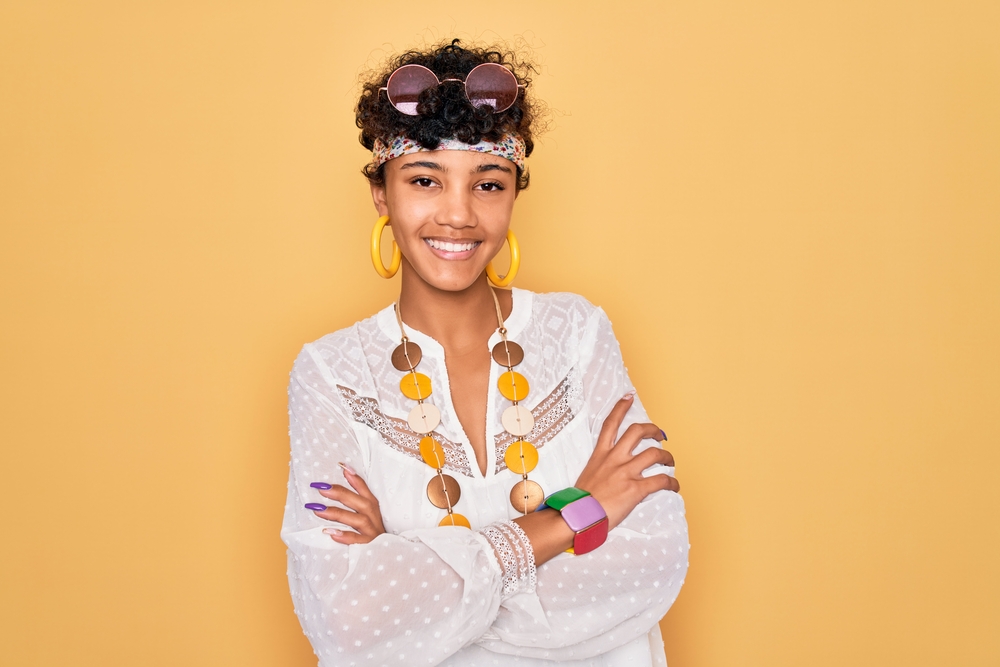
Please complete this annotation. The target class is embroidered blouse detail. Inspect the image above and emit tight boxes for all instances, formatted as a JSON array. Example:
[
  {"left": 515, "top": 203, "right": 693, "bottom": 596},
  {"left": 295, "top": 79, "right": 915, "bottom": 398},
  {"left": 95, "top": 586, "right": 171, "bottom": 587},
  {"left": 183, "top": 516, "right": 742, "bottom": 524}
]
[
  {"left": 282, "top": 289, "right": 689, "bottom": 667},
  {"left": 336, "top": 384, "right": 475, "bottom": 477},
  {"left": 479, "top": 520, "right": 537, "bottom": 599},
  {"left": 336, "top": 373, "right": 579, "bottom": 478},
  {"left": 492, "top": 373, "right": 580, "bottom": 474}
]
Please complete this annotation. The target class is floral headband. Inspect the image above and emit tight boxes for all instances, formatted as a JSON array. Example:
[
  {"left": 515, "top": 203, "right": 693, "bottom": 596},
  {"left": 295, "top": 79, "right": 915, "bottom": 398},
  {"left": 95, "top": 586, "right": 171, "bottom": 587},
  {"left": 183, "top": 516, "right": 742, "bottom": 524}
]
[{"left": 372, "top": 134, "right": 526, "bottom": 170}]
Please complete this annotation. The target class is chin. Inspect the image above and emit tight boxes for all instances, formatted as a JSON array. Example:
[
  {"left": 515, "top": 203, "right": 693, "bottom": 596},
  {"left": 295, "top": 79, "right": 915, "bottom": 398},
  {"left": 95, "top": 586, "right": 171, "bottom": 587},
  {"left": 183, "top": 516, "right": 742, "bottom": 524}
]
[
  {"left": 418, "top": 268, "right": 484, "bottom": 293},
  {"left": 431, "top": 276, "right": 483, "bottom": 293}
]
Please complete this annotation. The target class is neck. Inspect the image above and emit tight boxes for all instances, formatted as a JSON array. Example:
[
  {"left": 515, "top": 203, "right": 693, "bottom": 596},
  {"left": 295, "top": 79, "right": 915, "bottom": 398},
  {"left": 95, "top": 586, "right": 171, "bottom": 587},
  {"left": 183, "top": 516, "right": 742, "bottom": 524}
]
[{"left": 396, "top": 262, "right": 512, "bottom": 352}]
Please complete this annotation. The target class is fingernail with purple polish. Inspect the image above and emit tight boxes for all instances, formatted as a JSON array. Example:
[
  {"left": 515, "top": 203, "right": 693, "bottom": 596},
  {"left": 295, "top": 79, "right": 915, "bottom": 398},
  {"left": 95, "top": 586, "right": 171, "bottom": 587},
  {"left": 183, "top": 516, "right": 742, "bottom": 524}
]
[
  {"left": 310, "top": 482, "right": 332, "bottom": 490},
  {"left": 338, "top": 461, "right": 357, "bottom": 476},
  {"left": 323, "top": 528, "right": 343, "bottom": 536},
  {"left": 660, "top": 430, "right": 668, "bottom": 442},
  {"left": 304, "top": 503, "right": 327, "bottom": 511}
]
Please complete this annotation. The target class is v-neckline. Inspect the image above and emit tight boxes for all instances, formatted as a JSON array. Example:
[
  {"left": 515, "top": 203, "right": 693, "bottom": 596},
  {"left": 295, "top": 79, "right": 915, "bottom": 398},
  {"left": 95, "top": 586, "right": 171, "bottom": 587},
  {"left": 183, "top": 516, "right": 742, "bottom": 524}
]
[{"left": 377, "top": 288, "right": 532, "bottom": 480}]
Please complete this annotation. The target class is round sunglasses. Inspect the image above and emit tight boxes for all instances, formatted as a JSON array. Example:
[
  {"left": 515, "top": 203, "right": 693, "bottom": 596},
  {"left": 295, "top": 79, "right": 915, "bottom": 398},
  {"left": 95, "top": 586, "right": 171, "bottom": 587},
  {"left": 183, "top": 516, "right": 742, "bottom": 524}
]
[{"left": 380, "top": 63, "right": 523, "bottom": 115}]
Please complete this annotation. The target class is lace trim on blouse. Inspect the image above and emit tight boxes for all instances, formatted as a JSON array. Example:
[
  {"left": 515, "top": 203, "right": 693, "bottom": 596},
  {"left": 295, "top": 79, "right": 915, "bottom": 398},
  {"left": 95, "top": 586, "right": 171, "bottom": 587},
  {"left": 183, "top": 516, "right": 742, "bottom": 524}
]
[
  {"left": 479, "top": 520, "right": 537, "bottom": 599},
  {"left": 335, "top": 372, "right": 579, "bottom": 478},
  {"left": 335, "top": 385, "right": 474, "bottom": 477},
  {"left": 493, "top": 373, "right": 580, "bottom": 474}
]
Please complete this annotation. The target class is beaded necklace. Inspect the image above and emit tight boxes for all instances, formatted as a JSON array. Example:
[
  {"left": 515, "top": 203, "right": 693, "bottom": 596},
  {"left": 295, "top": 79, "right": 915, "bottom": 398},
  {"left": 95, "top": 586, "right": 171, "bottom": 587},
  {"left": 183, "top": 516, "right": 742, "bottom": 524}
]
[{"left": 392, "top": 289, "right": 544, "bottom": 528}]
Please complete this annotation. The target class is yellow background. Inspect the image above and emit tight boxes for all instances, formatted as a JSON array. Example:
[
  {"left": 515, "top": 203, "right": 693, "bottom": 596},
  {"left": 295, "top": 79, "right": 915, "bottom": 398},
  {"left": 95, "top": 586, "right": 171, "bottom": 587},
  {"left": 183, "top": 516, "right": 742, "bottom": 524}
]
[{"left": 1, "top": 1, "right": 998, "bottom": 665}]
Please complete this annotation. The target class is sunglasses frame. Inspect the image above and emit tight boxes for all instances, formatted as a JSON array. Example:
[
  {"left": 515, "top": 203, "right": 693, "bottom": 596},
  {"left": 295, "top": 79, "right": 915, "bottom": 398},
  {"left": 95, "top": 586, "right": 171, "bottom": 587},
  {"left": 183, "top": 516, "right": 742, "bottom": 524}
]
[{"left": 380, "top": 63, "right": 524, "bottom": 116}]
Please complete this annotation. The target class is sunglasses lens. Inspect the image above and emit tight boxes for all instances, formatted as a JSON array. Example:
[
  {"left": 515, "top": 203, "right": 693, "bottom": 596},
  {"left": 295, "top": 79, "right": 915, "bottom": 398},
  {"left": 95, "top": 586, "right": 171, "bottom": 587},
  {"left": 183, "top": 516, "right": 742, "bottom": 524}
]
[
  {"left": 465, "top": 63, "right": 519, "bottom": 113},
  {"left": 386, "top": 65, "right": 439, "bottom": 115}
]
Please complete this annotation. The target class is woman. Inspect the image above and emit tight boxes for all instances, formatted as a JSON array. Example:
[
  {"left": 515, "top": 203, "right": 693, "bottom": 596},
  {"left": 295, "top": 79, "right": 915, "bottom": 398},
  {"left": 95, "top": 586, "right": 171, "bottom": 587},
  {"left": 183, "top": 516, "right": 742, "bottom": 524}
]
[{"left": 281, "top": 40, "right": 689, "bottom": 666}]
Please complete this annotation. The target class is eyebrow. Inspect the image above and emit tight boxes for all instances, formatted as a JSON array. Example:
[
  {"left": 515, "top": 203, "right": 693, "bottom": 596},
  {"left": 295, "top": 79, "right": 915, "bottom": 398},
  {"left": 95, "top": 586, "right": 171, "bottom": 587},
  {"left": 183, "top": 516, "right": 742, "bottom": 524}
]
[
  {"left": 397, "top": 160, "right": 513, "bottom": 175},
  {"left": 399, "top": 160, "right": 444, "bottom": 171},
  {"left": 475, "top": 163, "right": 513, "bottom": 174}
]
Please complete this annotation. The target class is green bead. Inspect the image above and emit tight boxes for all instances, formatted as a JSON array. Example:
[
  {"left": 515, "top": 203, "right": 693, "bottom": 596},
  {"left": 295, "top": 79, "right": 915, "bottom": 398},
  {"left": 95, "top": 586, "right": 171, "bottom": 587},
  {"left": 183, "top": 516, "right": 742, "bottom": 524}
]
[{"left": 542, "top": 487, "right": 590, "bottom": 511}]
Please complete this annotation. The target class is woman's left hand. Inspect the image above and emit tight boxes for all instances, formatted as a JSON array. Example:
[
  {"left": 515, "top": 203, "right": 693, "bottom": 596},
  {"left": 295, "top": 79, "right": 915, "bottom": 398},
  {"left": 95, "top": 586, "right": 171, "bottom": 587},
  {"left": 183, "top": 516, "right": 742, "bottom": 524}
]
[{"left": 307, "top": 463, "right": 386, "bottom": 544}]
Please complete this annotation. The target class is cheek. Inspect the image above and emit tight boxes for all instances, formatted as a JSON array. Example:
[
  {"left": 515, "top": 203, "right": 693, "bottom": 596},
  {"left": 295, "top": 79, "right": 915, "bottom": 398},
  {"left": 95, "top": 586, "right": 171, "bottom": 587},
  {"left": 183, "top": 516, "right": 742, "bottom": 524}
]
[
  {"left": 484, "top": 226, "right": 512, "bottom": 259},
  {"left": 383, "top": 205, "right": 430, "bottom": 241},
  {"left": 386, "top": 187, "right": 447, "bottom": 218}
]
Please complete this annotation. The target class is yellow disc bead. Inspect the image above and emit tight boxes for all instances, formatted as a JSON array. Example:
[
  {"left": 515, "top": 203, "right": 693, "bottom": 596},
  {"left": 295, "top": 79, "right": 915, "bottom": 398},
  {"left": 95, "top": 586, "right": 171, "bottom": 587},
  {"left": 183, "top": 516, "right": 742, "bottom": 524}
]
[
  {"left": 399, "top": 372, "right": 432, "bottom": 400},
  {"left": 419, "top": 436, "right": 445, "bottom": 469},
  {"left": 504, "top": 441, "right": 538, "bottom": 474},
  {"left": 439, "top": 513, "right": 470, "bottom": 528},
  {"left": 497, "top": 371, "right": 529, "bottom": 402}
]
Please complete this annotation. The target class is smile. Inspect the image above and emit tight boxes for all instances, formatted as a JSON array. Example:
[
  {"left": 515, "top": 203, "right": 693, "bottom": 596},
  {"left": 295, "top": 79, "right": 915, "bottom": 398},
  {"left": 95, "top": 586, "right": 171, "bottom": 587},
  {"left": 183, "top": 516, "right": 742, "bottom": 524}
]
[{"left": 424, "top": 238, "right": 481, "bottom": 253}]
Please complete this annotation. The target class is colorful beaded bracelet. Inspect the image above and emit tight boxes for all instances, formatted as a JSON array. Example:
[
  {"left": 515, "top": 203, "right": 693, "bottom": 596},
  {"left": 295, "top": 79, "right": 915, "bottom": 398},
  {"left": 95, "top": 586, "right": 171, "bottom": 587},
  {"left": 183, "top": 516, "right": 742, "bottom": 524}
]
[{"left": 537, "top": 487, "right": 609, "bottom": 555}]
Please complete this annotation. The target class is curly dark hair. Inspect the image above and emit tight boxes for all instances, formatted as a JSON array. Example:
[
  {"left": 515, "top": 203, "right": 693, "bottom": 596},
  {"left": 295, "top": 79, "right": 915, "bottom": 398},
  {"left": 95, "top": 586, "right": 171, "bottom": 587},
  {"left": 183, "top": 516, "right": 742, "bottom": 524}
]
[{"left": 356, "top": 39, "right": 540, "bottom": 191}]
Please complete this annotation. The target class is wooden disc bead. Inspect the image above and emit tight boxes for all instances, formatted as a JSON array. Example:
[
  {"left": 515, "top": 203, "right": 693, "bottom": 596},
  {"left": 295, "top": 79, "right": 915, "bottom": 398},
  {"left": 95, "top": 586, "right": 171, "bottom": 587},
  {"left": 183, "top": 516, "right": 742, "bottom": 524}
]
[
  {"left": 427, "top": 473, "right": 461, "bottom": 509},
  {"left": 491, "top": 340, "right": 524, "bottom": 368},
  {"left": 501, "top": 404, "right": 535, "bottom": 437},
  {"left": 504, "top": 441, "right": 538, "bottom": 474},
  {"left": 407, "top": 403, "right": 440, "bottom": 434},
  {"left": 497, "top": 371, "right": 529, "bottom": 402},
  {"left": 391, "top": 341, "right": 422, "bottom": 371},
  {"left": 419, "top": 436, "right": 446, "bottom": 469},
  {"left": 400, "top": 372, "right": 432, "bottom": 400},
  {"left": 439, "top": 513, "right": 471, "bottom": 528},
  {"left": 509, "top": 479, "right": 544, "bottom": 513}
]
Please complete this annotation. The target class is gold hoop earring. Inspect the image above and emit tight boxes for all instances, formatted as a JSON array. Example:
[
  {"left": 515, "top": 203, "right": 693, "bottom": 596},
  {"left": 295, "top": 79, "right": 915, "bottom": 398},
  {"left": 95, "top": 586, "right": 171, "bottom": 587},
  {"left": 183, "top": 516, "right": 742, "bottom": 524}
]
[
  {"left": 371, "top": 215, "right": 401, "bottom": 279},
  {"left": 486, "top": 229, "right": 520, "bottom": 288}
]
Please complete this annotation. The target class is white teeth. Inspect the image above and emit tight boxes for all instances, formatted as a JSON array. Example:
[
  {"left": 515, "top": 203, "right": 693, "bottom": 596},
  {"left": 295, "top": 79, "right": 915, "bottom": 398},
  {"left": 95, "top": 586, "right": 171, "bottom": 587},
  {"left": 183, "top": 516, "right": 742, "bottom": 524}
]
[{"left": 425, "top": 239, "right": 479, "bottom": 252}]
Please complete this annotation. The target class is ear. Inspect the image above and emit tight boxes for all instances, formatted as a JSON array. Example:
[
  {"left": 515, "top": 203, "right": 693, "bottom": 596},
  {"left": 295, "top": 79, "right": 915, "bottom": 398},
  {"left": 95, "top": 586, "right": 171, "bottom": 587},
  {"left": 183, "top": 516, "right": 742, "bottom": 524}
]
[{"left": 370, "top": 181, "right": 389, "bottom": 217}]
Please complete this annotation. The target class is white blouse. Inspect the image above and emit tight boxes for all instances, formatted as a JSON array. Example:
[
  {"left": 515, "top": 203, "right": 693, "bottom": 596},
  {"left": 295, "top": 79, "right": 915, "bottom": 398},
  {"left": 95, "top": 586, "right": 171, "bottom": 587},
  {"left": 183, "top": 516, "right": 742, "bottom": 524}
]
[{"left": 281, "top": 289, "right": 689, "bottom": 666}]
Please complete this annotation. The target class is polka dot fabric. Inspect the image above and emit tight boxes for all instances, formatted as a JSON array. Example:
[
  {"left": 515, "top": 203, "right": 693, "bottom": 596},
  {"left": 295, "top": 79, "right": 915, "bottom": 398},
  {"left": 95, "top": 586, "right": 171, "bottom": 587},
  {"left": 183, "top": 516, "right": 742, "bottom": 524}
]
[{"left": 281, "top": 290, "right": 689, "bottom": 665}]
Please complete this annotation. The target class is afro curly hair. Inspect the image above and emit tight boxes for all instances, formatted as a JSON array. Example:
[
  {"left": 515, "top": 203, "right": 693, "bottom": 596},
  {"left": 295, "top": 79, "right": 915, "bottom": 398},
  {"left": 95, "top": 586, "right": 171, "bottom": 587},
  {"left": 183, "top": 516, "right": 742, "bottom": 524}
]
[{"left": 356, "top": 39, "right": 541, "bottom": 191}]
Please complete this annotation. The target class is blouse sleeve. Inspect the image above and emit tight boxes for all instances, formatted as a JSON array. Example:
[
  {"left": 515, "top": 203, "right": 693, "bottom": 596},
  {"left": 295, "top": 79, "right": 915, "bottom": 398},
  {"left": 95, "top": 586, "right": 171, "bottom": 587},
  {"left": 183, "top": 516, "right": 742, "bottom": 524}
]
[
  {"left": 475, "top": 305, "right": 690, "bottom": 660},
  {"left": 281, "top": 345, "right": 527, "bottom": 666}
]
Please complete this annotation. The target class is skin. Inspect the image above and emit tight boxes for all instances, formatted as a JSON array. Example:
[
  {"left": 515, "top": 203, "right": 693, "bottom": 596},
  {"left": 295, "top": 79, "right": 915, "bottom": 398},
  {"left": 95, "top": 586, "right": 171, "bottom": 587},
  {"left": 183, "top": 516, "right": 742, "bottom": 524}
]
[{"left": 310, "top": 149, "right": 680, "bottom": 565}]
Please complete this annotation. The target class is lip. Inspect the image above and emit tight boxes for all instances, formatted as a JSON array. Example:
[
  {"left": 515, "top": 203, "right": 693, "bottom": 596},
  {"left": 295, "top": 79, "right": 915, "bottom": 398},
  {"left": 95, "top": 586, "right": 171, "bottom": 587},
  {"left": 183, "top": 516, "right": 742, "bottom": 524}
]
[{"left": 423, "top": 237, "right": 482, "bottom": 260}]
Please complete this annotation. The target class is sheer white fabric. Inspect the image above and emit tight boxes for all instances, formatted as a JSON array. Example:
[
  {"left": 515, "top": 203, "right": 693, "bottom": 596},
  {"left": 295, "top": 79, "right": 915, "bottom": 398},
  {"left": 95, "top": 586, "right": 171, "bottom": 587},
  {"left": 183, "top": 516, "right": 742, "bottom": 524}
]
[{"left": 281, "top": 289, "right": 689, "bottom": 666}]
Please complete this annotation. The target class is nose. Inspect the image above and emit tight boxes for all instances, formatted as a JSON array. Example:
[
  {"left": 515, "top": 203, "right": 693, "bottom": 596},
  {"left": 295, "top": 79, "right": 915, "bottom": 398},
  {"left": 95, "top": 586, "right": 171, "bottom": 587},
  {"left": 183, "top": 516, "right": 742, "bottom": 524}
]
[{"left": 434, "top": 185, "right": 476, "bottom": 229}]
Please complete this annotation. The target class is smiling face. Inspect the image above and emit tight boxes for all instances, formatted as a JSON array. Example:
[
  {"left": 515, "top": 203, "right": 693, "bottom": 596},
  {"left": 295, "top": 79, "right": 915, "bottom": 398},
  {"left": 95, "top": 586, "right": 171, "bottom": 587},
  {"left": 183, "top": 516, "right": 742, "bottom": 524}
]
[{"left": 371, "top": 150, "right": 518, "bottom": 292}]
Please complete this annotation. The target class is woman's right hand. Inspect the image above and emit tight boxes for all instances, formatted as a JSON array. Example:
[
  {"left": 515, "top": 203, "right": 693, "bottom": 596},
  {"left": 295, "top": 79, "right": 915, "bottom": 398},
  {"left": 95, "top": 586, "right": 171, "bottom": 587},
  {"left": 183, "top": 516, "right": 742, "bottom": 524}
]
[
  {"left": 306, "top": 463, "right": 387, "bottom": 545},
  {"left": 574, "top": 394, "right": 680, "bottom": 531}
]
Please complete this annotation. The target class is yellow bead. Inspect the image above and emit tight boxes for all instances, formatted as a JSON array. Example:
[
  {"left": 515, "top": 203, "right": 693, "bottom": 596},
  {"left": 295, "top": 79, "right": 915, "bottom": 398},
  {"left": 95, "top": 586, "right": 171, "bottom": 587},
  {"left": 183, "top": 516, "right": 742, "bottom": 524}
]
[
  {"left": 497, "top": 371, "right": 529, "bottom": 402},
  {"left": 399, "top": 372, "right": 431, "bottom": 400},
  {"left": 504, "top": 441, "right": 538, "bottom": 474},
  {"left": 439, "top": 513, "right": 470, "bottom": 528},
  {"left": 419, "top": 436, "right": 445, "bottom": 469}
]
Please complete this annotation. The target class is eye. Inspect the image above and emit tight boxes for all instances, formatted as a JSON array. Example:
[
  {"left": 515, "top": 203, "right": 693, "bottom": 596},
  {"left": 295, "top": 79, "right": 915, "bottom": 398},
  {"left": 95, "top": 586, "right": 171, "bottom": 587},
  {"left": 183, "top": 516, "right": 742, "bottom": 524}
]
[
  {"left": 411, "top": 177, "right": 437, "bottom": 188},
  {"left": 476, "top": 181, "right": 505, "bottom": 192}
]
